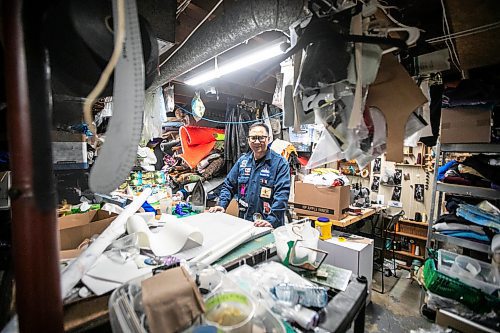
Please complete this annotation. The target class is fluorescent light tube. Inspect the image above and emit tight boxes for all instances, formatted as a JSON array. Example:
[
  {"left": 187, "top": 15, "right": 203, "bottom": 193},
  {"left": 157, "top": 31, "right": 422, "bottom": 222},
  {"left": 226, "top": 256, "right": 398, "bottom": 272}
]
[{"left": 185, "top": 43, "right": 284, "bottom": 86}]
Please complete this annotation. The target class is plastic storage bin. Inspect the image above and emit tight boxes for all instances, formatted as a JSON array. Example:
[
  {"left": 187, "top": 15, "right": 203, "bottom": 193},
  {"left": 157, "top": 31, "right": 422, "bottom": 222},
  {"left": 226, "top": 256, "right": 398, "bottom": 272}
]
[{"left": 437, "top": 249, "right": 499, "bottom": 295}]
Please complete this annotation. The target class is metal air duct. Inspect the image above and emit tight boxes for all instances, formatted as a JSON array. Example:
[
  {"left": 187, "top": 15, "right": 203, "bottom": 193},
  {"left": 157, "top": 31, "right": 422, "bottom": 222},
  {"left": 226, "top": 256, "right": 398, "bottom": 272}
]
[{"left": 148, "top": 0, "right": 307, "bottom": 91}]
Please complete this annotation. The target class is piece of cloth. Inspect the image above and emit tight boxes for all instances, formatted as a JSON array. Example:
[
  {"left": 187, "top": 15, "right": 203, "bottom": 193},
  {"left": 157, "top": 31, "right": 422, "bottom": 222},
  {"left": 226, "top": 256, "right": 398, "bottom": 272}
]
[
  {"left": 199, "top": 157, "right": 224, "bottom": 181},
  {"left": 218, "top": 149, "right": 290, "bottom": 228},
  {"left": 197, "top": 153, "right": 221, "bottom": 172},
  {"left": 437, "top": 160, "right": 457, "bottom": 181},
  {"left": 179, "top": 126, "right": 224, "bottom": 169},
  {"left": 438, "top": 230, "right": 490, "bottom": 243},
  {"left": 463, "top": 154, "right": 500, "bottom": 184},
  {"left": 433, "top": 222, "right": 486, "bottom": 235},
  {"left": 456, "top": 204, "right": 500, "bottom": 232}
]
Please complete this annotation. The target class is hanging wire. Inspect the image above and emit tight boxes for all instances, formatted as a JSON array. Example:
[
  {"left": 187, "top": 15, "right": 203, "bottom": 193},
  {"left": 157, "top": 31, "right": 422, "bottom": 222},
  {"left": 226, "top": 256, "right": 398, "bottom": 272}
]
[
  {"left": 425, "top": 21, "right": 500, "bottom": 43},
  {"left": 175, "top": 103, "right": 283, "bottom": 125},
  {"left": 161, "top": 0, "right": 224, "bottom": 68},
  {"left": 440, "top": 0, "right": 462, "bottom": 74}
]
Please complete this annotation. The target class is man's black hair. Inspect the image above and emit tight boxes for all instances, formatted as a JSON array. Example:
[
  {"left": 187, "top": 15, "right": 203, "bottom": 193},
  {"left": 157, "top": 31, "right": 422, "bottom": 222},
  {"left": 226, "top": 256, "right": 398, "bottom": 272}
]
[{"left": 248, "top": 122, "right": 270, "bottom": 135}]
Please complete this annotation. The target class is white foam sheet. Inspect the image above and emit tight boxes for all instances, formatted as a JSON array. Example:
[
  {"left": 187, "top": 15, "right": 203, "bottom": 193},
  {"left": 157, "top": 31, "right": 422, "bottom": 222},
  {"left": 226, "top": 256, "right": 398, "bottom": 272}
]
[
  {"left": 85, "top": 255, "right": 153, "bottom": 284},
  {"left": 175, "top": 212, "right": 269, "bottom": 260},
  {"left": 81, "top": 275, "right": 121, "bottom": 296},
  {"left": 127, "top": 215, "right": 204, "bottom": 256}
]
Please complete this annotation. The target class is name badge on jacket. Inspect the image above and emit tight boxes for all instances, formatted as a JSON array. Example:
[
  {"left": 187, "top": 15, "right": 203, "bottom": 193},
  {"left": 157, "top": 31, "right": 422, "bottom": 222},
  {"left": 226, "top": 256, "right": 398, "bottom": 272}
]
[{"left": 260, "top": 186, "right": 272, "bottom": 199}]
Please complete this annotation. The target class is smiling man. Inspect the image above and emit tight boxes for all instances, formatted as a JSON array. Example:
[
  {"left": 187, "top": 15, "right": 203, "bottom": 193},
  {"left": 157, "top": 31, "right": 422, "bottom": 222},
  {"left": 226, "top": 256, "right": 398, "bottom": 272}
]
[{"left": 209, "top": 122, "right": 291, "bottom": 228}]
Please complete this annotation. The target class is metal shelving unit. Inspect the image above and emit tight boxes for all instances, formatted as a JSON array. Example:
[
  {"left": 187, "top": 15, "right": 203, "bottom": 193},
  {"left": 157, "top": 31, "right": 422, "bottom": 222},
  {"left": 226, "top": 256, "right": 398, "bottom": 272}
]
[
  {"left": 431, "top": 233, "right": 491, "bottom": 254},
  {"left": 436, "top": 183, "right": 500, "bottom": 200},
  {"left": 440, "top": 143, "right": 500, "bottom": 153},
  {"left": 426, "top": 143, "right": 498, "bottom": 255}
]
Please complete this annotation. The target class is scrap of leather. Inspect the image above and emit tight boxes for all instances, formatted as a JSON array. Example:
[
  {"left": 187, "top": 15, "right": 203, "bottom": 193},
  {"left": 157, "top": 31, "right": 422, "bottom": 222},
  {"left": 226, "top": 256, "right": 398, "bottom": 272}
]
[
  {"left": 366, "top": 55, "right": 427, "bottom": 162},
  {"left": 142, "top": 266, "right": 205, "bottom": 333}
]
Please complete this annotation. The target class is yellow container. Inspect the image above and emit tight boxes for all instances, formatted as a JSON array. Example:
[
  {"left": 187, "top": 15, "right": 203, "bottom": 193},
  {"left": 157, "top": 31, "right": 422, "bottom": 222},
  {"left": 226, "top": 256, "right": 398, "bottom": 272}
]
[{"left": 315, "top": 218, "right": 332, "bottom": 240}]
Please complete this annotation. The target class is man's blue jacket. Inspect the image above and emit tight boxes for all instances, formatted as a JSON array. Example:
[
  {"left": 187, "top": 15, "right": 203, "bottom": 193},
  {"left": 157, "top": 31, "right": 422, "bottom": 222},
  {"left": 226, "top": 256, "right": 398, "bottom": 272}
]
[{"left": 218, "top": 149, "right": 290, "bottom": 228}]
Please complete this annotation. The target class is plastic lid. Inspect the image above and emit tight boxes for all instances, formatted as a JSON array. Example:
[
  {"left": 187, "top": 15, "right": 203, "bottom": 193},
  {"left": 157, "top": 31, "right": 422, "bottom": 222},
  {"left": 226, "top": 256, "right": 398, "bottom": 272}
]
[{"left": 317, "top": 217, "right": 330, "bottom": 222}]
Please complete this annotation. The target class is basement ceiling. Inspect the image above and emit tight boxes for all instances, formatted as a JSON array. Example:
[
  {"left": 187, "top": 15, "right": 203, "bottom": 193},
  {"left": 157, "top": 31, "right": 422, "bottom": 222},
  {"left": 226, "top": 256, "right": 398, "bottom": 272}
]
[{"left": 166, "top": 0, "right": 500, "bottom": 105}]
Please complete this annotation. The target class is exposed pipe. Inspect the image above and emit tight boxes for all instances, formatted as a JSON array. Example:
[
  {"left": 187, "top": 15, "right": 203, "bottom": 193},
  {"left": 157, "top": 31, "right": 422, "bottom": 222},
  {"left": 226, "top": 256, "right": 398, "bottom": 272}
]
[
  {"left": 3, "top": 0, "right": 64, "bottom": 332},
  {"left": 148, "top": 0, "right": 308, "bottom": 92}
]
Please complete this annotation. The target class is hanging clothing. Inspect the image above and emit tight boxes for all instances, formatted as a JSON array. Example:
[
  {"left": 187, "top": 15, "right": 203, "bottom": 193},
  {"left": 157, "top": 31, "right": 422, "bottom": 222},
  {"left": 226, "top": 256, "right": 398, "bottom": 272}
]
[{"left": 224, "top": 103, "right": 255, "bottom": 171}]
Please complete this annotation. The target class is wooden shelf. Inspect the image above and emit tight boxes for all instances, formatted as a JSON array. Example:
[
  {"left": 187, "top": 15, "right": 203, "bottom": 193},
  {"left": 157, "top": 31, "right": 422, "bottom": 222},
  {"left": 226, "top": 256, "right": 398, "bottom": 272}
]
[
  {"left": 397, "top": 263, "right": 412, "bottom": 270},
  {"left": 395, "top": 163, "right": 423, "bottom": 167},
  {"left": 399, "top": 219, "right": 429, "bottom": 227},
  {"left": 388, "top": 230, "right": 427, "bottom": 240},
  {"left": 394, "top": 250, "right": 424, "bottom": 260}
]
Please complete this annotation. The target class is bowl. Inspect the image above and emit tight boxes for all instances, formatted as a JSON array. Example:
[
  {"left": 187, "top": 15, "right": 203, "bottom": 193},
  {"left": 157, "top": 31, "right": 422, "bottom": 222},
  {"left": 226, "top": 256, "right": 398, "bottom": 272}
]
[{"left": 204, "top": 292, "right": 255, "bottom": 333}]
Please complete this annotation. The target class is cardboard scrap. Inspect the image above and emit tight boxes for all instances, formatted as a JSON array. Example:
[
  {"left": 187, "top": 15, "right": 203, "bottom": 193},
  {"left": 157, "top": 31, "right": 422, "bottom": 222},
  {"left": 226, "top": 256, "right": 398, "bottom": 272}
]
[
  {"left": 142, "top": 267, "right": 205, "bottom": 333},
  {"left": 366, "top": 55, "right": 427, "bottom": 162}
]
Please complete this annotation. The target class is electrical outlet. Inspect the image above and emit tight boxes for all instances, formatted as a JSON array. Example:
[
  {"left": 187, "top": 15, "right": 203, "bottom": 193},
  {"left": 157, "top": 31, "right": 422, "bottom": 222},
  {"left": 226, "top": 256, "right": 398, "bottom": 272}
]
[{"left": 0, "top": 171, "right": 11, "bottom": 210}]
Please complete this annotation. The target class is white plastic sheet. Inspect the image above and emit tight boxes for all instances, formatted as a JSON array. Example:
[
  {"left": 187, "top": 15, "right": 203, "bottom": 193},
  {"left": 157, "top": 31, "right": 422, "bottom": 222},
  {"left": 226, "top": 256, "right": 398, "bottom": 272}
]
[{"left": 60, "top": 188, "right": 151, "bottom": 298}]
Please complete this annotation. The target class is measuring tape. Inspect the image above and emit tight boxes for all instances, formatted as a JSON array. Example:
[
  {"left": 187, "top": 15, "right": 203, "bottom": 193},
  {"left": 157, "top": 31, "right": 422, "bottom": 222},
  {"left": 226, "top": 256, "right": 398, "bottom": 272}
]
[{"left": 89, "top": 0, "right": 145, "bottom": 194}]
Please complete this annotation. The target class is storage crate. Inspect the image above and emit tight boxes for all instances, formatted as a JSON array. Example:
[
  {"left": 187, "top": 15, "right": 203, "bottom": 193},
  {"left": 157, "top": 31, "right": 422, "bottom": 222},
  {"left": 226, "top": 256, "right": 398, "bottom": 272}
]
[
  {"left": 399, "top": 224, "right": 427, "bottom": 238},
  {"left": 423, "top": 259, "right": 500, "bottom": 312}
]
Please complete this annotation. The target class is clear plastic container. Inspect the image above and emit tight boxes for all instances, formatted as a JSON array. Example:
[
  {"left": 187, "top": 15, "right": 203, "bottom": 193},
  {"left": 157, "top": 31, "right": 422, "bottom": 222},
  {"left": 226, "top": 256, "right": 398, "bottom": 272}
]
[
  {"left": 204, "top": 292, "right": 255, "bottom": 333},
  {"left": 437, "top": 249, "right": 500, "bottom": 295}
]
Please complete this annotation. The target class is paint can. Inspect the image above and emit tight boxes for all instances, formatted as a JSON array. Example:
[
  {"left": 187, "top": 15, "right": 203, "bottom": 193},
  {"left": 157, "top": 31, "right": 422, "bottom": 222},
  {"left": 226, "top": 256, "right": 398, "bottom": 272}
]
[{"left": 315, "top": 217, "right": 332, "bottom": 240}]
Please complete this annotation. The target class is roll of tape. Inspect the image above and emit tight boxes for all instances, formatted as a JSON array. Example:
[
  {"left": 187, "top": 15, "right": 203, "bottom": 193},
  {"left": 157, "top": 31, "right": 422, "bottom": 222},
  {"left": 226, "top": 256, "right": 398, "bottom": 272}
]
[{"left": 360, "top": 169, "right": 370, "bottom": 178}]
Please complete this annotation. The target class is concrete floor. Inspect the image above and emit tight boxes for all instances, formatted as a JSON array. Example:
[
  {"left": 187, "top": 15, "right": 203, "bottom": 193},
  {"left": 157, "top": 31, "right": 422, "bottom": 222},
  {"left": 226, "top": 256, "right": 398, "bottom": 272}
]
[{"left": 363, "top": 271, "right": 433, "bottom": 333}]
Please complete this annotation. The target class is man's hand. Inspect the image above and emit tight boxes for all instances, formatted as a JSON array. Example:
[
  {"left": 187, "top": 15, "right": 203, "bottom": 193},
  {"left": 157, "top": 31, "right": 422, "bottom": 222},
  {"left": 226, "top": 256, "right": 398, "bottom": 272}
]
[
  {"left": 254, "top": 219, "right": 272, "bottom": 228},
  {"left": 208, "top": 206, "right": 225, "bottom": 213}
]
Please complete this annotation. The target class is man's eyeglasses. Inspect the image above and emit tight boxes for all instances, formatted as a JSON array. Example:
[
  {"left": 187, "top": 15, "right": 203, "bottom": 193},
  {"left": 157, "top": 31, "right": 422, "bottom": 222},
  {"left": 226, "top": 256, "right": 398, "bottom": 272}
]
[{"left": 248, "top": 135, "right": 268, "bottom": 143}]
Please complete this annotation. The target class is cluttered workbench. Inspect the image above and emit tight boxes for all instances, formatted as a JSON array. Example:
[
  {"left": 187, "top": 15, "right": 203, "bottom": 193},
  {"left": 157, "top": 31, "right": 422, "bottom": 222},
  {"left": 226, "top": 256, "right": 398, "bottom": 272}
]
[{"left": 63, "top": 224, "right": 368, "bottom": 333}]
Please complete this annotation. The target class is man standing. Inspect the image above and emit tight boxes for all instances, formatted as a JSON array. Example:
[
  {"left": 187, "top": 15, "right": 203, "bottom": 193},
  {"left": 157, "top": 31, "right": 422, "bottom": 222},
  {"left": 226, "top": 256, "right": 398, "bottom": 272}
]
[{"left": 209, "top": 123, "right": 290, "bottom": 228}]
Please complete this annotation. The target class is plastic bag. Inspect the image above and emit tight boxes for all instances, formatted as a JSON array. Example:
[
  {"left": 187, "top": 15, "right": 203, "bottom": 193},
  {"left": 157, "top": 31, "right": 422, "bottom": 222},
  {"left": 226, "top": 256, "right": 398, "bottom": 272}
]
[
  {"left": 142, "top": 87, "right": 165, "bottom": 143},
  {"left": 191, "top": 91, "right": 205, "bottom": 122},
  {"left": 164, "top": 85, "right": 175, "bottom": 113},
  {"left": 306, "top": 129, "right": 344, "bottom": 169}
]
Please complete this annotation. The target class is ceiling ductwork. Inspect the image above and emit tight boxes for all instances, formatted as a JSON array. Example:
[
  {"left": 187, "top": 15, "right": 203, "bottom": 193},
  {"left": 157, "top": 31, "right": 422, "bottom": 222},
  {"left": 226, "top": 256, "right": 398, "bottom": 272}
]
[{"left": 148, "top": 0, "right": 308, "bottom": 91}]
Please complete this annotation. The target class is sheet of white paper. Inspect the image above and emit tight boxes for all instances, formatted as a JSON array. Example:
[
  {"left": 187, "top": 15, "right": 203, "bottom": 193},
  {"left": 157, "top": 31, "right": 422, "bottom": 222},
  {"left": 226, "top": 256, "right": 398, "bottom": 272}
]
[
  {"left": 81, "top": 275, "right": 121, "bottom": 296},
  {"left": 174, "top": 212, "right": 269, "bottom": 260},
  {"left": 126, "top": 215, "right": 204, "bottom": 256},
  {"left": 85, "top": 255, "right": 153, "bottom": 284}
]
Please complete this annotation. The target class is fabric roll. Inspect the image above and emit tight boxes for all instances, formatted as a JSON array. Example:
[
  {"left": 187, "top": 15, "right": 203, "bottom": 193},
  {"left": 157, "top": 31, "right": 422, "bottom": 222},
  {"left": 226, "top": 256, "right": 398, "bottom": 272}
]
[{"left": 179, "top": 126, "right": 224, "bottom": 169}]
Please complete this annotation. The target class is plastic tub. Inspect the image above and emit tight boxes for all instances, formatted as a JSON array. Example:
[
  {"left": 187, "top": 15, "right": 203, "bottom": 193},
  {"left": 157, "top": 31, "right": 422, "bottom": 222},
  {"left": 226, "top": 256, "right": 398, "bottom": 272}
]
[
  {"left": 204, "top": 292, "right": 255, "bottom": 333},
  {"left": 273, "top": 224, "right": 319, "bottom": 264},
  {"left": 437, "top": 249, "right": 499, "bottom": 295},
  {"left": 450, "top": 255, "right": 481, "bottom": 279}
]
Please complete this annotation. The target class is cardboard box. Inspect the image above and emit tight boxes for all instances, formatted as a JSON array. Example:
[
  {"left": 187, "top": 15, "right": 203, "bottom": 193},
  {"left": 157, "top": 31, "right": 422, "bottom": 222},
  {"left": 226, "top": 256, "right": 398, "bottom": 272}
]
[
  {"left": 51, "top": 130, "right": 86, "bottom": 142},
  {"left": 225, "top": 199, "right": 239, "bottom": 217},
  {"left": 59, "top": 210, "right": 117, "bottom": 259},
  {"left": 293, "top": 182, "right": 350, "bottom": 220},
  {"left": 440, "top": 107, "right": 492, "bottom": 144},
  {"left": 319, "top": 234, "right": 374, "bottom": 303}
]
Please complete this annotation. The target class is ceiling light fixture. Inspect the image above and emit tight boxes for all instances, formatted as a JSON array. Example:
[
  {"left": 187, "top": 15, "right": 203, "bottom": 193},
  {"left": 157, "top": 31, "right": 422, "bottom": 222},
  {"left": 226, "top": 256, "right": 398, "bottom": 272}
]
[{"left": 185, "top": 39, "right": 287, "bottom": 86}]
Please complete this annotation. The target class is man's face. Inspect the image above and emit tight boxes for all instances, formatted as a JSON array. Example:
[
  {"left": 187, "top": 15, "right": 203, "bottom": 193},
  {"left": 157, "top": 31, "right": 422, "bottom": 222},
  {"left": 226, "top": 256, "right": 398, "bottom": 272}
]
[{"left": 248, "top": 126, "right": 269, "bottom": 156}]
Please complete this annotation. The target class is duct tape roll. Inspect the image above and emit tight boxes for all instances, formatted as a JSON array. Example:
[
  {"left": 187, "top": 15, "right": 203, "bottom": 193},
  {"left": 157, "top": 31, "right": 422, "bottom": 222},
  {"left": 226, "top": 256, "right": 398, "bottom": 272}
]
[
  {"left": 360, "top": 169, "right": 369, "bottom": 178},
  {"left": 89, "top": 0, "right": 145, "bottom": 194}
]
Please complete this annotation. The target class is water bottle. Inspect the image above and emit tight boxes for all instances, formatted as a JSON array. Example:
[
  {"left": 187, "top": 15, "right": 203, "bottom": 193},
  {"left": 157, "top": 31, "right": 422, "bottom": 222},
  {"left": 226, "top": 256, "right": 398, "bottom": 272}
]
[{"left": 272, "top": 283, "right": 328, "bottom": 308}]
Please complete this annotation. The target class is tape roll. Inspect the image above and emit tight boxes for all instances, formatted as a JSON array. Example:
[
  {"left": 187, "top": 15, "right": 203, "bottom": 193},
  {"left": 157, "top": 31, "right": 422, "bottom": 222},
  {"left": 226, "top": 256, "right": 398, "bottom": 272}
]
[
  {"left": 45, "top": 0, "right": 158, "bottom": 97},
  {"left": 360, "top": 169, "right": 370, "bottom": 178}
]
